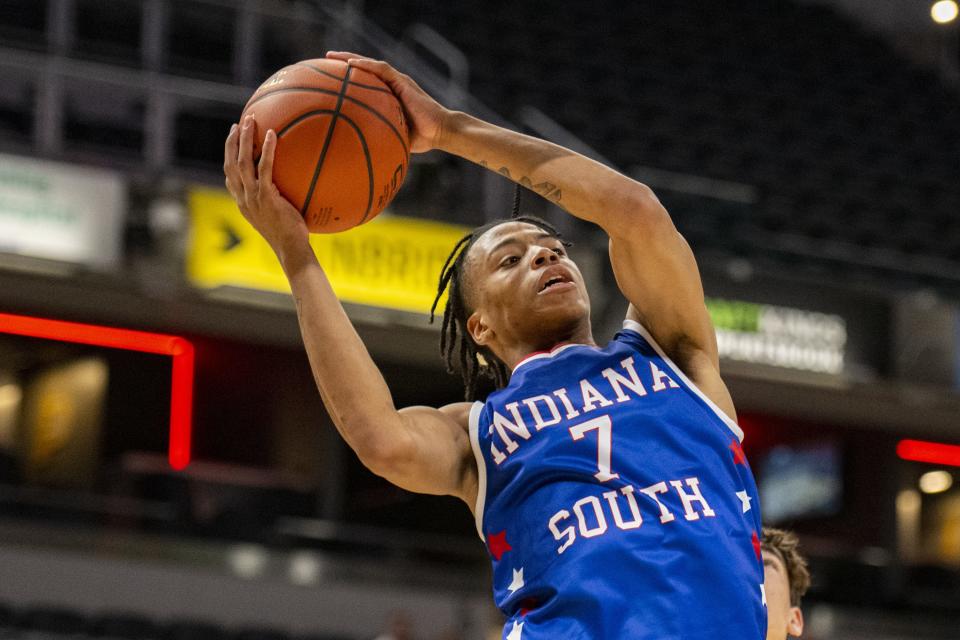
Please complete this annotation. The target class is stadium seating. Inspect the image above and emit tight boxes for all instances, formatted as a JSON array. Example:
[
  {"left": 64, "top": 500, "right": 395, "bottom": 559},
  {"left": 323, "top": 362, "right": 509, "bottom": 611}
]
[{"left": 365, "top": 0, "right": 960, "bottom": 292}]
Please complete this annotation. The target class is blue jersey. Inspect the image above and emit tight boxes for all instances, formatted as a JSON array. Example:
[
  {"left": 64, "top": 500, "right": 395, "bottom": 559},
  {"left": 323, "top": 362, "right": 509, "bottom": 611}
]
[{"left": 468, "top": 319, "right": 765, "bottom": 640}]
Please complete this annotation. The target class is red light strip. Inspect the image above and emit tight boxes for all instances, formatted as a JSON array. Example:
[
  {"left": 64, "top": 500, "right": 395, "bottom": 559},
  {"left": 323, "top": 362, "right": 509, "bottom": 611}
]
[
  {"left": 0, "top": 312, "right": 194, "bottom": 470},
  {"left": 897, "top": 439, "right": 960, "bottom": 467}
]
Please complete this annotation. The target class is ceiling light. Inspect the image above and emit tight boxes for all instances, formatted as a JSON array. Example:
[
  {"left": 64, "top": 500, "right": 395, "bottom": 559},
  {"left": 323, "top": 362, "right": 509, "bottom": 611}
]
[
  {"left": 931, "top": 1, "right": 958, "bottom": 24},
  {"left": 919, "top": 470, "right": 953, "bottom": 494}
]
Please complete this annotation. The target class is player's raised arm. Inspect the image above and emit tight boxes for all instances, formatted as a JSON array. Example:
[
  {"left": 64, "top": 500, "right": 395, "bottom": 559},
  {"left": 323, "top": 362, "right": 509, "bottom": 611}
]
[
  {"left": 222, "top": 115, "right": 477, "bottom": 504},
  {"left": 443, "top": 111, "right": 733, "bottom": 416},
  {"left": 329, "top": 53, "right": 726, "bottom": 408},
  {"left": 435, "top": 111, "right": 717, "bottom": 366}
]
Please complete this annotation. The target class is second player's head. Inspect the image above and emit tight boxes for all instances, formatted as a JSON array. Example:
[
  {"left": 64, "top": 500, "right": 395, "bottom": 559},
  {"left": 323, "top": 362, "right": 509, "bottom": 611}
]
[
  {"left": 432, "top": 210, "right": 592, "bottom": 399},
  {"left": 762, "top": 527, "right": 810, "bottom": 640}
]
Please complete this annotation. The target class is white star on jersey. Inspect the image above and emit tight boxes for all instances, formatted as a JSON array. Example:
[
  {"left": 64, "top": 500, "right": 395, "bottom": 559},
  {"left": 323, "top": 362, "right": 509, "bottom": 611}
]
[
  {"left": 506, "top": 620, "right": 524, "bottom": 640},
  {"left": 761, "top": 584, "right": 767, "bottom": 607},
  {"left": 508, "top": 567, "right": 525, "bottom": 593},
  {"left": 736, "top": 490, "right": 752, "bottom": 513}
]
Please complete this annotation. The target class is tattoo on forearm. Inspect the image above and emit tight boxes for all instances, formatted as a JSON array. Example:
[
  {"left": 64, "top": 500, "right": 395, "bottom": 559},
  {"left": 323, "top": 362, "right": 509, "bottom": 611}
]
[
  {"left": 532, "top": 180, "right": 562, "bottom": 202},
  {"left": 517, "top": 175, "right": 562, "bottom": 203},
  {"left": 478, "top": 159, "right": 563, "bottom": 203},
  {"left": 482, "top": 164, "right": 564, "bottom": 203}
]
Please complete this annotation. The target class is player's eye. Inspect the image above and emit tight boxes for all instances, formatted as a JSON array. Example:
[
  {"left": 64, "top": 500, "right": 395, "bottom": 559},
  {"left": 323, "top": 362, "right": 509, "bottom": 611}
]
[
  {"left": 552, "top": 247, "right": 566, "bottom": 256},
  {"left": 500, "top": 255, "right": 520, "bottom": 267}
]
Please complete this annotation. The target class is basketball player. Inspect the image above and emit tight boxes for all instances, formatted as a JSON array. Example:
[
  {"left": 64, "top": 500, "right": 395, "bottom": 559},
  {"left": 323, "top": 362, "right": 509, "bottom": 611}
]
[
  {"left": 223, "top": 52, "right": 765, "bottom": 639},
  {"left": 762, "top": 528, "right": 810, "bottom": 640}
]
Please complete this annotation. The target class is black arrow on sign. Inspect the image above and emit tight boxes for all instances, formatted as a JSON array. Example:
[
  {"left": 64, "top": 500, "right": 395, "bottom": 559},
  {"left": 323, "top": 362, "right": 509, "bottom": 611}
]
[{"left": 222, "top": 222, "right": 242, "bottom": 252}]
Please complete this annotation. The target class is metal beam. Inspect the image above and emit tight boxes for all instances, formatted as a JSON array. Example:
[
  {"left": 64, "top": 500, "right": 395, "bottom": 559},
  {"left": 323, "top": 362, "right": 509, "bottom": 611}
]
[
  {"left": 47, "top": 0, "right": 75, "bottom": 56},
  {"left": 141, "top": 0, "right": 168, "bottom": 71},
  {"left": 233, "top": 0, "right": 262, "bottom": 87}
]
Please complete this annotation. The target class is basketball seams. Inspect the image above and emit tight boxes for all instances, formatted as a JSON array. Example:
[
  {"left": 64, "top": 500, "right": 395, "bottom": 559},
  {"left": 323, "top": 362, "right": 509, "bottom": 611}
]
[
  {"left": 247, "top": 86, "right": 341, "bottom": 109},
  {"left": 300, "top": 65, "right": 354, "bottom": 221},
  {"left": 343, "top": 86, "right": 410, "bottom": 157},
  {"left": 294, "top": 62, "right": 345, "bottom": 83},
  {"left": 245, "top": 60, "right": 410, "bottom": 232},
  {"left": 248, "top": 86, "right": 409, "bottom": 157},
  {"left": 275, "top": 111, "right": 377, "bottom": 229},
  {"left": 275, "top": 109, "right": 336, "bottom": 139},
  {"left": 336, "top": 113, "right": 375, "bottom": 224},
  {"left": 294, "top": 62, "right": 392, "bottom": 94}
]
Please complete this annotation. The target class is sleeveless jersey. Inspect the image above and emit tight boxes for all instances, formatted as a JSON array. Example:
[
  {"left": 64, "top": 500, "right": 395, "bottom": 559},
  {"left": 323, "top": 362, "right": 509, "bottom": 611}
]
[{"left": 469, "top": 319, "right": 765, "bottom": 640}]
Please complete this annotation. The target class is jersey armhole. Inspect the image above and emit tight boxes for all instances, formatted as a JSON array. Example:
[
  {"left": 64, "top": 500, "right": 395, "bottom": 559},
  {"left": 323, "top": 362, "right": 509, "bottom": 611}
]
[
  {"left": 467, "top": 400, "right": 487, "bottom": 539},
  {"left": 622, "top": 318, "right": 745, "bottom": 442}
]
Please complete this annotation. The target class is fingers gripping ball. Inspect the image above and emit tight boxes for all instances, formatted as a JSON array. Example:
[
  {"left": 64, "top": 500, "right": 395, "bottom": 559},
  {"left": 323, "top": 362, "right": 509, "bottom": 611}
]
[{"left": 240, "top": 58, "right": 410, "bottom": 233}]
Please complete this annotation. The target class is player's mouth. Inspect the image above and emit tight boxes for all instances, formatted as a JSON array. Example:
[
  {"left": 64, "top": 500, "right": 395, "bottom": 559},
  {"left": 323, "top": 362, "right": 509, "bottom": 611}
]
[{"left": 537, "top": 269, "right": 575, "bottom": 295}]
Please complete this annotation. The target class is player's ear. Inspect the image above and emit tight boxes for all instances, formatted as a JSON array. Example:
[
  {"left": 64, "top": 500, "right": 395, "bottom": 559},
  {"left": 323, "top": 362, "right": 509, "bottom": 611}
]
[
  {"left": 467, "top": 310, "right": 492, "bottom": 346},
  {"left": 787, "top": 607, "right": 804, "bottom": 637}
]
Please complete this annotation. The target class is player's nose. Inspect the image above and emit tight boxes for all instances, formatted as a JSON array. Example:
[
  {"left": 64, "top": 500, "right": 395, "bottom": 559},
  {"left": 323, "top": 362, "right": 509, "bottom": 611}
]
[{"left": 532, "top": 246, "right": 559, "bottom": 267}]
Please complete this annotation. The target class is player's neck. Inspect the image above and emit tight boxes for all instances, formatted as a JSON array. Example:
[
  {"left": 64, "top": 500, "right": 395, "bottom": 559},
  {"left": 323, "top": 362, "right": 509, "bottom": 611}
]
[{"left": 501, "top": 324, "right": 597, "bottom": 371}]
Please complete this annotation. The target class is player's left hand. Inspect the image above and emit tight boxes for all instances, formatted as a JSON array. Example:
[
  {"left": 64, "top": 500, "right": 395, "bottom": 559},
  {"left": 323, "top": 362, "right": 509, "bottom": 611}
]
[
  {"left": 224, "top": 115, "right": 310, "bottom": 257},
  {"left": 325, "top": 51, "right": 450, "bottom": 154}
]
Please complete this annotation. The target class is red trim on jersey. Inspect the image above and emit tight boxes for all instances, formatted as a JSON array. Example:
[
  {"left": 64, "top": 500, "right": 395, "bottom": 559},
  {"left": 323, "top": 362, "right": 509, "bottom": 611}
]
[{"left": 512, "top": 341, "right": 590, "bottom": 373}]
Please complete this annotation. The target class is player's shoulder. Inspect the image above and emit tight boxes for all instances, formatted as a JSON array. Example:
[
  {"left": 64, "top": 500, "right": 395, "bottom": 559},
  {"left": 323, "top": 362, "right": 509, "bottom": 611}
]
[
  {"left": 609, "top": 316, "right": 654, "bottom": 353},
  {"left": 437, "top": 401, "right": 476, "bottom": 431}
]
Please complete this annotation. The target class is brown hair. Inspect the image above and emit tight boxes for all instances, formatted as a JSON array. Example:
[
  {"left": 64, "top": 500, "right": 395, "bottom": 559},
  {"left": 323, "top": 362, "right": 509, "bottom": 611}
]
[{"left": 761, "top": 527, "right": 811, "bottom": 607}]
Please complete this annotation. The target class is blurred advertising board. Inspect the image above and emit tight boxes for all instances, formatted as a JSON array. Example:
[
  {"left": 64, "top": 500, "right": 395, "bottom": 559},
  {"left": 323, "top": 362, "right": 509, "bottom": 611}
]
[
  {"left": 0, "top": 153, "right": 125, "bottom": 267},
  {"left": 186, "top": 187, "right": 468, "bottom": 315},
  {"left": 706, "top": 297, "right": 847, "bottom": 375},
  {"left": 701, "top": 271, "right": 890, "bottom": 380}
]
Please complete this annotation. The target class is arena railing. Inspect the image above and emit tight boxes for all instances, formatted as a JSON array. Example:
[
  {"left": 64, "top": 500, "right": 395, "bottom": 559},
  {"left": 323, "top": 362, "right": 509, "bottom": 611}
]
[
  {"left": 0, "top": 0, "right": 537, "bottom": 226},
  {"left": 517, "top": 105, "right": 760, "bottom": 204},
  {"left": 5, "top": 0, "right": 957, "bottom": 297},
  {"left": 0, "top": 0, "right": 767, "bottom": 225}
]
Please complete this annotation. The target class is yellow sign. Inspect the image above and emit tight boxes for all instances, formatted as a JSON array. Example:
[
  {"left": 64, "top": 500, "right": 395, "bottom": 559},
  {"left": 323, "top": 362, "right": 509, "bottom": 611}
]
[{"left": 187, "top": 187, "right": 469, "bottom": 315}]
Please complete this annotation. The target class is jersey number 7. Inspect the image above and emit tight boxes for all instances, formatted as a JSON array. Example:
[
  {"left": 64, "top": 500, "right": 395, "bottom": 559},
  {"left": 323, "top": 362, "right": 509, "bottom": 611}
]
[{"left": 569, "top": 415, "right": 619, "bottom": 482}]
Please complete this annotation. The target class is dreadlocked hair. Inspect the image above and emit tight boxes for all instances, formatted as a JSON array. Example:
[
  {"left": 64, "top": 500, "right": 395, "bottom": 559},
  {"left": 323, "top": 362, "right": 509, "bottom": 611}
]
[{"left": 430, "top": 185, "right": 572, "bottom": 400}]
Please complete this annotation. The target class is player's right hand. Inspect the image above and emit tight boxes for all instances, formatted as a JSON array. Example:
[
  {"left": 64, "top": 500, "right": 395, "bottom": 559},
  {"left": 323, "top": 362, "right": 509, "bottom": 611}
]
[
  {"left": 325, "top": 51, "right": 450, "bottom": 154},
  {"left": 224, "top": 114, "right": 310, "bottom": 256}
]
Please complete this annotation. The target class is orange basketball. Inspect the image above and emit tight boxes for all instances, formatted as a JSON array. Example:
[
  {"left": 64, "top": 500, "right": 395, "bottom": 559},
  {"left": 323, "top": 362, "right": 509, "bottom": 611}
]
[{"left": 240, "top": 58, "right": 410, "bottom": 233}]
